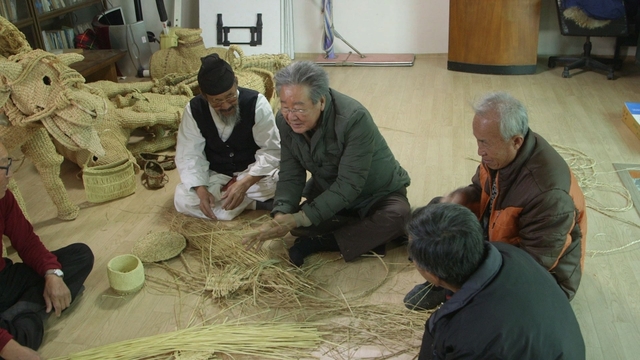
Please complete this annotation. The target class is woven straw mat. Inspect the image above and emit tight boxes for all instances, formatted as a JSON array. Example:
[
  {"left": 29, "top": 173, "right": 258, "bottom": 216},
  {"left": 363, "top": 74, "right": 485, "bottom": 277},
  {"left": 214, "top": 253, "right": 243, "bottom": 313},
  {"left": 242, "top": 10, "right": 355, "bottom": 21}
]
[{"left": 131, "top": 231, "right": 187, "bottom": 263}]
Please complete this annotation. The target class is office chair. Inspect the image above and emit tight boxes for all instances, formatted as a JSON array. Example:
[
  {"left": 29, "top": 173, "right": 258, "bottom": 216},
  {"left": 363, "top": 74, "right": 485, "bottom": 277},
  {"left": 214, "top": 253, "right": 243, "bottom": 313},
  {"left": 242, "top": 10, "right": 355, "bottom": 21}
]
[{"left": 548, "top": 0, "right": 629, "bottom": 80}]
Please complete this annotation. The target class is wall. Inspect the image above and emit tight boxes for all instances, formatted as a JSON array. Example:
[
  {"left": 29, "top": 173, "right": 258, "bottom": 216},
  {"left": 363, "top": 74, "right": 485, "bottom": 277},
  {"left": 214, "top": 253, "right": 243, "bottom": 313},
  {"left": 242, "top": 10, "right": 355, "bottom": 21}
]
[{"left": 106, "top": 0, "right": 627, "bottom": 57}]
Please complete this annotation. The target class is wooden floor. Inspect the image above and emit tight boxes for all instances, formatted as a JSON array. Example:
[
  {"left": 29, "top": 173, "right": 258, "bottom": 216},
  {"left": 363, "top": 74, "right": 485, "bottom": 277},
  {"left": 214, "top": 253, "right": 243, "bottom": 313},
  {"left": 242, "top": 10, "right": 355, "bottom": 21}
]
[{"left": 5, "top": 54, "right": 640, "bottom": 359}]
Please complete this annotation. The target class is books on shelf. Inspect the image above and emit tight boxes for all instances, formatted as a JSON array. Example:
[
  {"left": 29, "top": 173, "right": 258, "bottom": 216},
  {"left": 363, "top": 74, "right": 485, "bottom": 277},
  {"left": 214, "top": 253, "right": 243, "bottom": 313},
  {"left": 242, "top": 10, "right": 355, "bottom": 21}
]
[
  {"left": 0, "top": 0, "right": 18, "bottom": 22},
  {"left": 34, "top": 0, "right": 69, "bottom": 14},
  {"left": 41, "top": 26, "right": 78, "bottom": 52}
]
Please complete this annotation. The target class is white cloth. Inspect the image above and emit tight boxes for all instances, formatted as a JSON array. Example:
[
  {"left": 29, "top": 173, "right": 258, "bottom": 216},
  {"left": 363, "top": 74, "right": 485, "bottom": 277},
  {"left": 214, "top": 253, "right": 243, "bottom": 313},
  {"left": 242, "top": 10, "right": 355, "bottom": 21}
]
[
  {"left": 174, "top": 91, "right": 280, "bottom": 220},
  {"left": 174, "top": 171, "right": 278, "bottom": 220}
]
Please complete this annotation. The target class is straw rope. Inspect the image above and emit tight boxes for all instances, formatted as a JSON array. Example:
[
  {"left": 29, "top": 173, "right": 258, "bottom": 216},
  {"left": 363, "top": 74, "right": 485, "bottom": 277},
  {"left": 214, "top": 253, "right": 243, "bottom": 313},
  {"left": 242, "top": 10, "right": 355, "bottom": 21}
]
[{"left": 552, "top": 144, "right": 640, "bottom": 255}]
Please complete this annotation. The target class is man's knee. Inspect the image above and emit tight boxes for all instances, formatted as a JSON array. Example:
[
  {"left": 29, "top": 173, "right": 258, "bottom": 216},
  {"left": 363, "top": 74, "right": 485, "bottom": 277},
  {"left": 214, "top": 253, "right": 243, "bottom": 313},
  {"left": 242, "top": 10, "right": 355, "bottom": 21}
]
[
  {"left": 377, "top": 194, "right": 411, "bottom": 223},
  {"left": 0, "top": 312, "right": 45, "bottom": 351},
  {"left": 54, "top": 243, "right": 94, "bottom": 271}
]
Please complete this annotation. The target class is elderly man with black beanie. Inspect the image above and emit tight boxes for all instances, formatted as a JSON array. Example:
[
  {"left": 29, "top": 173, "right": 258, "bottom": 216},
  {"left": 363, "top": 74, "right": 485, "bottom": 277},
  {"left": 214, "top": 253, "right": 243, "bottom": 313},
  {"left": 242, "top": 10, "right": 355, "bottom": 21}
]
[{"left": 174, "top": 54, "right": 280, "bottom": 220}]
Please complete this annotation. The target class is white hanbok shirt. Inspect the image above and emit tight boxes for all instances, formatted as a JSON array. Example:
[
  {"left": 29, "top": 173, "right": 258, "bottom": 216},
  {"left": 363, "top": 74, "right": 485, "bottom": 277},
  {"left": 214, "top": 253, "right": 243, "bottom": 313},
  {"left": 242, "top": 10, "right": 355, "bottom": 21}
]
[{"left": 176, "top": 91, "right": 280, "bottom": 189}]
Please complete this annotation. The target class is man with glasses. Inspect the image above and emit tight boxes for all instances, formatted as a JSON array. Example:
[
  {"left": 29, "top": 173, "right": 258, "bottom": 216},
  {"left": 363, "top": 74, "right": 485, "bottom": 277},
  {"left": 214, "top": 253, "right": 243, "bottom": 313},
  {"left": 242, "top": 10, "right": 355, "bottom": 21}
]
[
  {"left": 174, "top": 54, "right": 280, "bottom": 220},
  {"left": 243, "top": 61, "right": 411, "bottom": 267},
  {"left": 0, "top": 142, "right": 93, "bottom": 360}
]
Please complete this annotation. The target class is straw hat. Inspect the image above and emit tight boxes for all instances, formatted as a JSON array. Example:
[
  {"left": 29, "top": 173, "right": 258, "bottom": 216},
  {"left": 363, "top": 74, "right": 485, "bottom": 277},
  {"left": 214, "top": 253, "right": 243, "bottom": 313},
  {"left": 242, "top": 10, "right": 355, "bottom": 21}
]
[{"left": 131, "top": 231, "right": 187, "bottom": 263}]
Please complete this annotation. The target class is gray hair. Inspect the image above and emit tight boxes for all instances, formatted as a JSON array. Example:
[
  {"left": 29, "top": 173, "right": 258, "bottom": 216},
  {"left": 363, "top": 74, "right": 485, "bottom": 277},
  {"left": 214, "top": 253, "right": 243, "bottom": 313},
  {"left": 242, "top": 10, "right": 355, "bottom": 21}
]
[
  {"left": 473, "top": 92, "right": 528, "bottom": 141},
  {"left": 274, "top": 61, "right": 329, "bottom": 104}
]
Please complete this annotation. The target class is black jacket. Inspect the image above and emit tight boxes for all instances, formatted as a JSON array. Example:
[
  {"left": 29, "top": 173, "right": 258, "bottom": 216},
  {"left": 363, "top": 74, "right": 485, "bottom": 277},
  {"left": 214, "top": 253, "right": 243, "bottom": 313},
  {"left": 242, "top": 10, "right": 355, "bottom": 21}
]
[{"left": 420, "top": 242, "right": 585, "bottom": 360}]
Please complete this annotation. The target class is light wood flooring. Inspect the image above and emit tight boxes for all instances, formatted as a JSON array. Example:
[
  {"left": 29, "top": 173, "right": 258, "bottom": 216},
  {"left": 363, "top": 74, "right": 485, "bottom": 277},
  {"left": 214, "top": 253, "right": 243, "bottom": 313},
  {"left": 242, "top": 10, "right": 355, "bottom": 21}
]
[{"left": 5, "top": 54, "right": 640, "bottom": 359}]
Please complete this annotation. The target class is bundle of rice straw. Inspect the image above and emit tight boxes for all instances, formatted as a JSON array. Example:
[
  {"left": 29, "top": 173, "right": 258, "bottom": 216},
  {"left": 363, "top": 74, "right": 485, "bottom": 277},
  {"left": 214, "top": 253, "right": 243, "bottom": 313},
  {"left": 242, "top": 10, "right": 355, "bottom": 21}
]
[
  {"left": 50, "top": 322, "right": 326, "bottom": 360},
  {"left": 147, "top": 214, "right": 316, "bottom": 307}
]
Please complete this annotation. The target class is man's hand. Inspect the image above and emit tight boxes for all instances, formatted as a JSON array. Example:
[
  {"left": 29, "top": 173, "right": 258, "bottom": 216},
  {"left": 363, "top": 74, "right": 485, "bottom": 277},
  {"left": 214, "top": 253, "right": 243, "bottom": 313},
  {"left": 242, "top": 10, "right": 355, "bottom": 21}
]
[
  {"left": 221, "top": 175, "right": 263, "bottom": 211},
  {"left": 0, "top": 339, "right": 42, "bottom": 360},
  {"left": 43, "top": 274, "right": 71, "bottom": 317},
  {"left": 195, "top": 186, "right": 217, "bottom": 219},
  {"left": 220, "top": 178, "right": 250, "bottom": 211},
  {"left": 242, "top": 213, "right": 297, "bottom": 252}
]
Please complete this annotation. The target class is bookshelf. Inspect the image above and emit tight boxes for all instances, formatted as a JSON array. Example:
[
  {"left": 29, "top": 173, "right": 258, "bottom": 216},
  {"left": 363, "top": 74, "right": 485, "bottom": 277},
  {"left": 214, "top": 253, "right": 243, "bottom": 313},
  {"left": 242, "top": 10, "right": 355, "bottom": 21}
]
[{"left": 1, "top": 0, "right": 104, "bottom": 51}]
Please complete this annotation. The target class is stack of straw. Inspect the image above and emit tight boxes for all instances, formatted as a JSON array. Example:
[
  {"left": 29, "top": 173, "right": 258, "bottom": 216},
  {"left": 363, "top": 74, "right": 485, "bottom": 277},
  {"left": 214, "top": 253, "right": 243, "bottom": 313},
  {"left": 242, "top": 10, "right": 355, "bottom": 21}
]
[{"left": 50, "top": 322, "right": 326, "bottom": 360}]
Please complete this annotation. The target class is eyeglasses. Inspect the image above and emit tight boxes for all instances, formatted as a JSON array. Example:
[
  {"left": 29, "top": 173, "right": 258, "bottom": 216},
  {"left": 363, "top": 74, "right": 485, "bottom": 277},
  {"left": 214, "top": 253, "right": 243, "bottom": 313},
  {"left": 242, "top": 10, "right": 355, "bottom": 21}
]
[
  {"left": 209, "top": 93, "right": 238, "bottom": 107},
  {"left": 281, "top": 108, "right": 309, "bottom": 116},
  {"left": 0, "top": 158, "right": 12, "bottom": 176}
]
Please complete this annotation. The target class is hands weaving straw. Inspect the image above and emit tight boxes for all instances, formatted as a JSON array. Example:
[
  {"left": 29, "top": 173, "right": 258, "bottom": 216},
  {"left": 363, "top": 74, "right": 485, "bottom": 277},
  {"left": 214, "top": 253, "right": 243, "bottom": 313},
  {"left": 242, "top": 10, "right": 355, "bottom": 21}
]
[{"left": 242, "top": 213, "right": 297, "bottom": 252}]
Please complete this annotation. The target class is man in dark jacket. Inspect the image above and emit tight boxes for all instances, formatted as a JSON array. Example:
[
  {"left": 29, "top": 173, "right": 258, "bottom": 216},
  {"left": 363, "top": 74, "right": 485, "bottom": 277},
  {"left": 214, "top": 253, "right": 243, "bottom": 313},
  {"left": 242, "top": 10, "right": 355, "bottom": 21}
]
[
  {"left": 243, "top": 61, "right": 411, "bottom": 266},
  {"left": 407, "top": 203, "right": 585, "bottom": 360},
  {"left": 405, "top": 92, "right": 587, "bottom": 310}
]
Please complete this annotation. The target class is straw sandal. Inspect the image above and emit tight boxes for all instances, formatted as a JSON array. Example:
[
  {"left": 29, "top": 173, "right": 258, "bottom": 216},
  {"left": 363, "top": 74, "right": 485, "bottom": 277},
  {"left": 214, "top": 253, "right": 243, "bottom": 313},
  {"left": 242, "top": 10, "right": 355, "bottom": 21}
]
[{"left": 136, "top": 152, "right": 176, "bottom": 171}]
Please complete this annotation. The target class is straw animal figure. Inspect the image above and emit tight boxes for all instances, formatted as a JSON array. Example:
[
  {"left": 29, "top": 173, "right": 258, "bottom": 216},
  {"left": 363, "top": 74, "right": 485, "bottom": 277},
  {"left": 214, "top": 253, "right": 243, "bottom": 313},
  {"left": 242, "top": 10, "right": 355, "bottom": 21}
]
[
  {"left": 0, "top": 16, "right": 282, "bottom": 219},
  {"left": 0, "top": 16, "right": 107, "bottom": 220}
]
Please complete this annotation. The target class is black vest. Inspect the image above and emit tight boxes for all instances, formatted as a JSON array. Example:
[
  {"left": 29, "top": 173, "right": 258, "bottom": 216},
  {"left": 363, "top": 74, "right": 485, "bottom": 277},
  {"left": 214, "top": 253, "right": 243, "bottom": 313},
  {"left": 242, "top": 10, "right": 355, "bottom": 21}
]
[{"left": 190, "top": 88, "right": 260, "bottom": 177}]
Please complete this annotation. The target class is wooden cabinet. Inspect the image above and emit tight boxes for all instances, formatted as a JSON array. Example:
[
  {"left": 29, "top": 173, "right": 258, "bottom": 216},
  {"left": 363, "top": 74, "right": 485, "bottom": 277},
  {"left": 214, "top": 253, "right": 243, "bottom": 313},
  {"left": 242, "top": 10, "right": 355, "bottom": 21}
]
[
  {"left": 2, "top": 0, "right": 104, "bottom": 50},
  {"left": 447, "top": 0, "right": 542, "bottom": 75}
]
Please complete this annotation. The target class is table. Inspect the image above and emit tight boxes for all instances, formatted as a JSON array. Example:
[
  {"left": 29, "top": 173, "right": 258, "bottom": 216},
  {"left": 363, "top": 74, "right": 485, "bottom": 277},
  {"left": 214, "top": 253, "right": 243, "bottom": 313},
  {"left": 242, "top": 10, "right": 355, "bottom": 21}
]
[{"left": 69, "top": 49, "right": 127, "bottom": 82}]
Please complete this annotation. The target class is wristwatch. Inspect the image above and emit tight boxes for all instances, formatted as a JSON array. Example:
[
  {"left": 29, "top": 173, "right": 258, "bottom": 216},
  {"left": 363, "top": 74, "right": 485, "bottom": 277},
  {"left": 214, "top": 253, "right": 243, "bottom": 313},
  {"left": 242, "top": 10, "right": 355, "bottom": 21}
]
[{"left": 45, "top": 269, "right": 64, "bottom": 278}]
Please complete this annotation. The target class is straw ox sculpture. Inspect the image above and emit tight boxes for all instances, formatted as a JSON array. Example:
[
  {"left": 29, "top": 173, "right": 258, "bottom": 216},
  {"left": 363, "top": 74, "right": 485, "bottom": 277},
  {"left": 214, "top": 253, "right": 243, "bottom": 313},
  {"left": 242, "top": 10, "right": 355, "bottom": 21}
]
[
  {"left": 0, "top": 17, "right": 189, "bottom": 219},
  {"left": 0, "top": 15, "right": 288, "bottom": 219}
]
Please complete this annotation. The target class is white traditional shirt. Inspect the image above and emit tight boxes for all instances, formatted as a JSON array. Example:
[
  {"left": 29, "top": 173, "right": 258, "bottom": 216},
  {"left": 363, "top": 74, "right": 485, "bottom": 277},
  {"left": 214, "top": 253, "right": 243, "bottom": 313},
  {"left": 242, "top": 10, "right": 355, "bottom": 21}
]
[{"left": 176, "top": 91, "right": 280, "bottom": 190}]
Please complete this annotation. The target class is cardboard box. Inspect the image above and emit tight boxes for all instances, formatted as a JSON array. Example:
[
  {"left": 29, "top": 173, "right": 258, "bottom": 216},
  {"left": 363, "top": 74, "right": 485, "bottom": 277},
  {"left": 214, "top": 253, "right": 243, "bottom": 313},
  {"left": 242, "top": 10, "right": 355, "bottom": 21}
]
[{"left": 622, "top": 102, "right": 640, "bottom": 140}]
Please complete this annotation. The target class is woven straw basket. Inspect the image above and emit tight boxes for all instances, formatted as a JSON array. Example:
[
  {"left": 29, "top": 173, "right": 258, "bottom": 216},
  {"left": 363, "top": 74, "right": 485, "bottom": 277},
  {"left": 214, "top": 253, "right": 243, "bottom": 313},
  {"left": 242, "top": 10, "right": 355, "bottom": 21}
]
[
  {"left": 149, "top": 28, "right": 227, "bottom": 79},
  {"left": 107, "top": 254, "right": 145, "bottom": 295},
  {"left": 83, "top": 158, "right": 136, "bottom": 203}
]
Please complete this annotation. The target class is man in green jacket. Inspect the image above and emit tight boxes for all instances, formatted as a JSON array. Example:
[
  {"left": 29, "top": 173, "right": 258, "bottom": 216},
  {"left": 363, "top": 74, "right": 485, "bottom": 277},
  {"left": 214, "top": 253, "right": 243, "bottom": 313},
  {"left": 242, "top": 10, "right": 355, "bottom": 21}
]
[{"left": 243, "top": 61, "right": 411, "bottom": 266}]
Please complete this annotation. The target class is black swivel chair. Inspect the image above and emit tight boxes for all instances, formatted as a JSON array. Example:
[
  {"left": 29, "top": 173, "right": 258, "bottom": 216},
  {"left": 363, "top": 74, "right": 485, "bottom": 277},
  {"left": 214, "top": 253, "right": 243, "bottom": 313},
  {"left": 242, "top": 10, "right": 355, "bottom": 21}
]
[{"left": 548, "top": 0, "right": 629, "bottom": 80}]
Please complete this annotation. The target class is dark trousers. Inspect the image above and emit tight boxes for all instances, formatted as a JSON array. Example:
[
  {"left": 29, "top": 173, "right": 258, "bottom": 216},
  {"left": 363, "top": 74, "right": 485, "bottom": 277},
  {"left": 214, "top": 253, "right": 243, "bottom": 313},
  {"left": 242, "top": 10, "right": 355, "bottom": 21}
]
[
  {"left": 292, "top": 191, "right": 411, "bottom": 261},
  {"left": 0, "top": 243, "right": 94, "bottom": 350}
]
